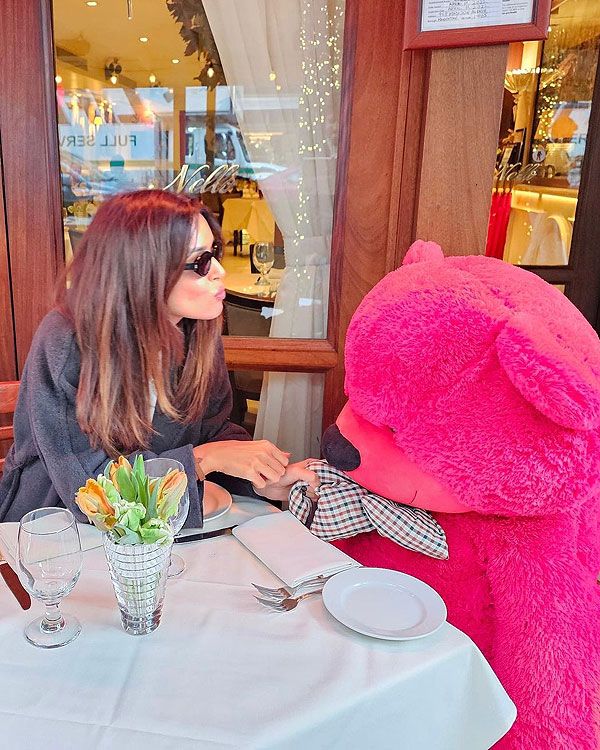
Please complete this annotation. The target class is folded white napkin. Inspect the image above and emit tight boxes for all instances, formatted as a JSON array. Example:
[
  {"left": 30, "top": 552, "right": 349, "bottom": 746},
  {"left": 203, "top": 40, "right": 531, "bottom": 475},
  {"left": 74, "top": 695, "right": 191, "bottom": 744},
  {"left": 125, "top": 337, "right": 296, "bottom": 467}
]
[{"left": 232, "top": 511, "right": 360, "bottom": 587}]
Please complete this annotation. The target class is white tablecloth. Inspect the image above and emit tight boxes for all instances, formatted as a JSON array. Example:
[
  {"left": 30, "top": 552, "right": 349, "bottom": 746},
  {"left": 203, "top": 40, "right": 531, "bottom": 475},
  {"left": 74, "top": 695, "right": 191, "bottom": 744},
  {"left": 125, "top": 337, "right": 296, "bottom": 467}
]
[{"left": 0, "top": 498, "right": 516, "bottom": 750}]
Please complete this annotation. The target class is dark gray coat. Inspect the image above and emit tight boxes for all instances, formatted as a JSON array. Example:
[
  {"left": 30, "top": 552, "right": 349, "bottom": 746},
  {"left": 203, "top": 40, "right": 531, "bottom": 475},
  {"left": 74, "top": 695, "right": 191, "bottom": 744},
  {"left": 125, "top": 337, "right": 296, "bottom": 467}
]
[{"left": 0, "top": 310, "right": 256, "bottom": 526}]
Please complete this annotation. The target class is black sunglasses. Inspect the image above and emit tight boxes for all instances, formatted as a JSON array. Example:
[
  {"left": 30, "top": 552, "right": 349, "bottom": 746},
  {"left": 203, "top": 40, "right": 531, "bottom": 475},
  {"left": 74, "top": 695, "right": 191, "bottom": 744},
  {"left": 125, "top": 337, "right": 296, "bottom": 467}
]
[{"left": 183, "top": 242, "right": 223, "bottom": 277}]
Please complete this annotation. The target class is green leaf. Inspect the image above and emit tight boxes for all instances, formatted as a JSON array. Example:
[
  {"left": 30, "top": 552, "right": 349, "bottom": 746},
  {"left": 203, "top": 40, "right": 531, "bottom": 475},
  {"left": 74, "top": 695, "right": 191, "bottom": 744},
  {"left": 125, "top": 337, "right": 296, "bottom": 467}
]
[
  {"left": 146, "top": 478, "right": 159, "bottom": 521},
  {"left": 116, "top": 466, "right": 136, "bottom": 502},
  {"left": 104, "top": 460, "right": 115, "bottom": 480},
  {"left": 116, "top": 528, "right": 143, "bottom": 545},
  {"left": 132, "top": 454, "right": 146, "bottom": 484},
  {"left": 137, "top": 475, "right": 150, "bottom": 514},
  {"left": 139, "top": 519, "right": 172, "bottom": 545}
]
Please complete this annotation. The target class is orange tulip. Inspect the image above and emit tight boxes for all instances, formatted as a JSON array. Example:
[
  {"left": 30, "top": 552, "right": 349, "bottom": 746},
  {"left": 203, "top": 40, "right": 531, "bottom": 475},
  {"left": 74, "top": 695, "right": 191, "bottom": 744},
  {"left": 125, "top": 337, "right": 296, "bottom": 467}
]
[
  {"left": 156, "top": 469, "right": 188, "bottom": 519},
  {"left": 108, "top": 456, "right": 132, "bottom": 493},
  {"left": 76, "top": 478, "right": 115, "bottom": 517}
]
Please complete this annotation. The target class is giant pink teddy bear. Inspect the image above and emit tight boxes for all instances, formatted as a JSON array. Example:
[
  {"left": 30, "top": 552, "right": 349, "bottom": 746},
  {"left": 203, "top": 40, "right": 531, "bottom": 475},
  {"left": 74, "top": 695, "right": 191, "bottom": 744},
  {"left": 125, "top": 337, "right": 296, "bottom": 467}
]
[{"left": 322, "top": 242, "right": 600, "bottom": 750}]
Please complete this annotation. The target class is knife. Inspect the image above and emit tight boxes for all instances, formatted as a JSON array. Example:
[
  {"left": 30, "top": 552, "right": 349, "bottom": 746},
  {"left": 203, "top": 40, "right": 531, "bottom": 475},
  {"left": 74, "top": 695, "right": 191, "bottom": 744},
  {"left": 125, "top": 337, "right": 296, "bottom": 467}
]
[
  {"left": 174, "top": 525, "right": 238, "bottom": 544},
  {"left": 0, "top": 552, "right": 32, "bottom": 610}
]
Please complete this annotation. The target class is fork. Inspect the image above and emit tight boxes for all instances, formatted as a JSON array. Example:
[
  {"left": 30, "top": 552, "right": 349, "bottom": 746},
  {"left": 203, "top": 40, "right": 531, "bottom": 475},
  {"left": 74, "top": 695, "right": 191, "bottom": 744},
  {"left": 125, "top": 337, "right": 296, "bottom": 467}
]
[
  {"left": 251, "top": 575, "right": 330, "bottom": 600},
  {"left": 255, "top": 589, "right": 322, "bottom": 611}
]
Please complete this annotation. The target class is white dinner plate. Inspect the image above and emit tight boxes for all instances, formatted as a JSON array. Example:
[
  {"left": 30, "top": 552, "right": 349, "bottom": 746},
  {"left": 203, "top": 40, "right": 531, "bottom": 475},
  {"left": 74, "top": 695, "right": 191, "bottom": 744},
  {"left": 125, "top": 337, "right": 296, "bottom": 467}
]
[
  {"left": 322, "top": 567, "right": 447, "bottom": 641},
  {"left": 203, "top": 481, "right": 233, "bottom": 522}
]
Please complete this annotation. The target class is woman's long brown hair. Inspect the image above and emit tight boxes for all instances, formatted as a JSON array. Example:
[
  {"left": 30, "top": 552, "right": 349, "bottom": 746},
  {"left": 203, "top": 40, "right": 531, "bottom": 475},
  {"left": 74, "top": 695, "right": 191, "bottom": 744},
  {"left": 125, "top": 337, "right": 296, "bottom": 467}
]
[{"left": 57, "top": 189, "right": 221, "bottom": 456}]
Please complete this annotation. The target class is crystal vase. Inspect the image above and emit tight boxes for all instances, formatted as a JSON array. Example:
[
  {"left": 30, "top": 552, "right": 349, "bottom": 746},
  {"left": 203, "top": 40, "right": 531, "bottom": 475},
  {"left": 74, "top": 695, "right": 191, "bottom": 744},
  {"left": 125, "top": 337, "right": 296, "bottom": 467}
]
[{"left": 103, "top": 534, "right": 172, "bottom": 635}]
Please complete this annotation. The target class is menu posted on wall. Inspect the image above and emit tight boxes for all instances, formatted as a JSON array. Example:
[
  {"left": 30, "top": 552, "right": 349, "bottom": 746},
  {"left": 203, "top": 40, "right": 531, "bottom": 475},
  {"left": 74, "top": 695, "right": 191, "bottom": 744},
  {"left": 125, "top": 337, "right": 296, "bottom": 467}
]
[
  {"left": 404, "top": 0, "right": 548, "bottom": 49},
  {"left": 421, "top": 0, "right": 534, "bottom": 32}
]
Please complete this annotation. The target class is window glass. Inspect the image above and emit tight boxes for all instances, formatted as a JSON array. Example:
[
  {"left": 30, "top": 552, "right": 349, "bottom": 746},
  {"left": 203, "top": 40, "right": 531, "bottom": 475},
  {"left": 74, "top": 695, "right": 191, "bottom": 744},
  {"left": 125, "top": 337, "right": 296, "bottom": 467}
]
[
  {"left": 487, "top": 0, "right": 600, "bottom": 266},
  {"left": 53, "top": 0, "right": 345, "bottom": 339},
  {"left": 52, "top": 0, "right": 344, "bottom": 459}
]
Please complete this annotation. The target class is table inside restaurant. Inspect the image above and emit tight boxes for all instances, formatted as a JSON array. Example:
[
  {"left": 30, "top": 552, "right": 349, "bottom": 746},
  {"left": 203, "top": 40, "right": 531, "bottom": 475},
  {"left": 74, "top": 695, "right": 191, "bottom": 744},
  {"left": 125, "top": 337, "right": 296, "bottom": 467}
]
[
  {"left": 224, "top": 270, "right": 282, "bottom": 300},
  {"left": 0, "top": 498, "right": 516, "bottom": 749}
]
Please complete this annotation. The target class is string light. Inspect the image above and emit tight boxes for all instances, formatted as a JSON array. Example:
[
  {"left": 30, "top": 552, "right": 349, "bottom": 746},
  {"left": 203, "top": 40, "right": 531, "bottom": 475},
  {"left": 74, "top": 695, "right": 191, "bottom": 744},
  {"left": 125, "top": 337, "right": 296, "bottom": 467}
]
[{"left": 293, "top": 2, "right": 344, "bottom": 257}]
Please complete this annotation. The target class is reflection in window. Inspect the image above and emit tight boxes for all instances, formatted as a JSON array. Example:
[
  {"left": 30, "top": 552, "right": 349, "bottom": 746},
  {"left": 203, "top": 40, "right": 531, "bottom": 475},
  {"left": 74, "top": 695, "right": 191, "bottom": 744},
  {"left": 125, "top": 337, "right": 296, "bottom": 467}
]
[
  {"left": 52, "top": 0, "right": 345, "bottom": 460},
  {"left": 487, "top": 0, "right": 600, "bottom": 266}
]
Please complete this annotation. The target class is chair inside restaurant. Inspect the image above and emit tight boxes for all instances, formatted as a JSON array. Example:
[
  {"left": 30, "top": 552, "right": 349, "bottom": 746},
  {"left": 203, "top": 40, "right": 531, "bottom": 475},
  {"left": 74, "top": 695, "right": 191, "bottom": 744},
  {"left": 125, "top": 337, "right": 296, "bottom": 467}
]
[{"left": 223, "top": 292, "right": 274, "bottom": 434}]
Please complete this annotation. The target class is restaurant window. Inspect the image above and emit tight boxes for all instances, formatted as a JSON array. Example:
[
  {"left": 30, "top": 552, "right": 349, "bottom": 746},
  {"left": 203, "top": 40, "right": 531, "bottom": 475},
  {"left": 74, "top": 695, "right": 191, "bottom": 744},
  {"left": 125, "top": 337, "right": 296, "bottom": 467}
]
[
  {"left": 51, "top": 0, "right": 345, "bottom": 459},
  {"left": 486, "top": 0, "right": 600, "bottom": 266}
]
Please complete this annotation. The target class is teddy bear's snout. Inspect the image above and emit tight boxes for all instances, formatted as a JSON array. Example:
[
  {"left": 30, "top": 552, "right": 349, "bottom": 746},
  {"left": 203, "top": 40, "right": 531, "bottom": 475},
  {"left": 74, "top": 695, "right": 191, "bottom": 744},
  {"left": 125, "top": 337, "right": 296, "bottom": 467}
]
[{"left": 321, "top": 424, "right": 361, "bottom": 471}]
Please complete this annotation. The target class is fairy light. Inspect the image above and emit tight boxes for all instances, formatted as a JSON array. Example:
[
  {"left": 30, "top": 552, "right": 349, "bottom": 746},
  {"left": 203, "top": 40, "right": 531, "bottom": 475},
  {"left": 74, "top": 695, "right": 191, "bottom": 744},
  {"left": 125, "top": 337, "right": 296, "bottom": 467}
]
[
  {"left": 293, "top": 1, "right": 344, "bottom": 258},
  {"left": 536, "top": 50, "right": 561, "bottom": 142}
]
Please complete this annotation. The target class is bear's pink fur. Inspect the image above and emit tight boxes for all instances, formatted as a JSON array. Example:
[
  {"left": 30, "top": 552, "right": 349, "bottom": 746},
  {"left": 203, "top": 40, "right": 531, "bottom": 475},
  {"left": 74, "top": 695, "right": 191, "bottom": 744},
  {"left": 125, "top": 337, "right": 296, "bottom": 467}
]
[{"left": 324, "top": 243, "right": 600, "bottom": 750}]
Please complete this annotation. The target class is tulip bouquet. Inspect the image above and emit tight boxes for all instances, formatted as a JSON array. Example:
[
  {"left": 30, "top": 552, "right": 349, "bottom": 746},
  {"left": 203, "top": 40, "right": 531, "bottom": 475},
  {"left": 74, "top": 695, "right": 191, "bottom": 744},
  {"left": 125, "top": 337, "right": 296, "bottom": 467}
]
[{"left": 75, "top": 455, "right": 188, "bottom": 545}]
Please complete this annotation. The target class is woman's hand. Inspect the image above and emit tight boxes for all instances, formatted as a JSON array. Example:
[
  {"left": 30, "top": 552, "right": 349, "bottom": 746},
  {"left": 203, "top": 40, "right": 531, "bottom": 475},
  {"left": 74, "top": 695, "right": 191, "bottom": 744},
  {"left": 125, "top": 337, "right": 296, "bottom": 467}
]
[
  {"left": 193, "top": 440, "right": 289, "bottom": 488},
  {"left": 253, "top": 459, "right": 319, "bottom": 504}
]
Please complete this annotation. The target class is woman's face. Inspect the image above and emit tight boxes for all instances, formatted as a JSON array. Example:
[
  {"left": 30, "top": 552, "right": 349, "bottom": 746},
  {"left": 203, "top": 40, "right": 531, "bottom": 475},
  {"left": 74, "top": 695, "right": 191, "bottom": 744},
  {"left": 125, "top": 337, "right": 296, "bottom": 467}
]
[{"left": 166, "top": 214, "right": 226, "bottom": 324}]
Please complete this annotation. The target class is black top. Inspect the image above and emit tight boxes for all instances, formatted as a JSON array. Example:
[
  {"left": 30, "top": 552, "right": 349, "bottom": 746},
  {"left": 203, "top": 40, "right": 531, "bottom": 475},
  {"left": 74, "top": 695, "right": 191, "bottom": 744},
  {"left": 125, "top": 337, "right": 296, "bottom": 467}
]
[{"left": 0, "top": 310, "right": 256, "bottom": 526}]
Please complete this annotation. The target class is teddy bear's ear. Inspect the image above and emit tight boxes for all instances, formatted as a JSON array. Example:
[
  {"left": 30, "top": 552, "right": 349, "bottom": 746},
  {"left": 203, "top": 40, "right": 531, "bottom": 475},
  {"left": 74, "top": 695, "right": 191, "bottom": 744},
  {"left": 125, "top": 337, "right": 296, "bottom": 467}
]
[
  {"left": 496, "top": 312, "right": 600, "bottom": 430},
  {"left": 402, "top": 240, "right": 445, "bottom": 266}
]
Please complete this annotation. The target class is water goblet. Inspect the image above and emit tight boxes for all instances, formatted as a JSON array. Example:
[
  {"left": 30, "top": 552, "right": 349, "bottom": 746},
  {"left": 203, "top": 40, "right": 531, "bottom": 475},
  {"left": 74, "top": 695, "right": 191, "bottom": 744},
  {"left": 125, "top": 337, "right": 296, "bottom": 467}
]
[
  {"left": 252, "top": 242, "right": 275, "bottom": 297},
  {"left": 144, "top": 458, "right": 190, "bottom": 577},
  {"left": 17, "top": 508, "right": 83, "bottom": 648}
]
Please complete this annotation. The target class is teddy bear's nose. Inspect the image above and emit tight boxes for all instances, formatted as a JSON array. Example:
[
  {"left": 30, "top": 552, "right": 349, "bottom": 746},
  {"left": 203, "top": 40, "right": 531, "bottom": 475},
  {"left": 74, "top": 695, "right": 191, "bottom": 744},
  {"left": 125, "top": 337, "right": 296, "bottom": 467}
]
[{"left": 322, "top": 424, "right": 361, "bottom": 471}]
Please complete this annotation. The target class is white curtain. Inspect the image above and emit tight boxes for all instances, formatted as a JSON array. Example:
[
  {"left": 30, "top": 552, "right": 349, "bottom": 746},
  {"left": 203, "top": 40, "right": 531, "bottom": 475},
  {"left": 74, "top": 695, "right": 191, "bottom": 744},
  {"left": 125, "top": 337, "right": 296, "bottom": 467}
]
[{"left": 203, "top": 0, "right": 344, "bottom": 460}]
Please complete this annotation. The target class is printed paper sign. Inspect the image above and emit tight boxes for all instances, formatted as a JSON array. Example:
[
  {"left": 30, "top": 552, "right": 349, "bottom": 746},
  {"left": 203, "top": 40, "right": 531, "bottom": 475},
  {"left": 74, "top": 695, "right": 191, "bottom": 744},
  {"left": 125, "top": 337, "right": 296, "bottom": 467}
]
[{"left": 421, "top": 0, "right": 533, "bottom": 31}]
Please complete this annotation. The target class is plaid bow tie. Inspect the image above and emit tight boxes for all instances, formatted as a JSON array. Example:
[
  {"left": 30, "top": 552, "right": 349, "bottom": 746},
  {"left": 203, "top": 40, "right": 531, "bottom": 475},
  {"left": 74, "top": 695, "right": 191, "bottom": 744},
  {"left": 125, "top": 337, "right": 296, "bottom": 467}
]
[{"left": 289, "top": 460, "right": 448, "bottom": 560}]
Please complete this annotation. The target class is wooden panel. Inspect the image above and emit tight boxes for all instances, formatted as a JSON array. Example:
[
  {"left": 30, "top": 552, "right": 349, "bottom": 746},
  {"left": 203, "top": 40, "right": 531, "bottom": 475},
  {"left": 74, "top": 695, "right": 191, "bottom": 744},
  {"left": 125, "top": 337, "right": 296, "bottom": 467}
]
[
  {"left": 0, "top": 0, "right": 64, "bottom": 374},
  {"left": 0, "top": 143, "right": 17, "bottom": 381},
  {"left": 323, "top": 0, "right": 430, "bottom": 431},
  {"left": 416, "top": 45, "right": 507, "bottom": 255},
  {"left": 224, "top": 338, "right": 337, "bottom": 372}
]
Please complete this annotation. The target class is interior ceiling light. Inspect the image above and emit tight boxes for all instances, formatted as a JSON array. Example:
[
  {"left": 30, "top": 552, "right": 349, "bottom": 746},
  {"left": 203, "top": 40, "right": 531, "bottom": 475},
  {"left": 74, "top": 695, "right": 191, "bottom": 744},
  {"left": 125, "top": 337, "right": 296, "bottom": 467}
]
[
  {"left": 55, "top": 74, "right": 63, "bottom": 84},
  {"left": 171, "top": 58, "right": 180, "bottom": 64},
  {"left": 139, "top": 36, "right": 148, "bottom": 43},
  {"left": 110, "top": 74, "right": 118, "bottom": 84},
  {"left": 86, "top": 1, "right": 98, "bottom": 5},
  {"left": 207, "top": 64, "right": 215, "bottom": 79},
  {"left": 149, "top": 73, "right": 157, "bottom": 84}
]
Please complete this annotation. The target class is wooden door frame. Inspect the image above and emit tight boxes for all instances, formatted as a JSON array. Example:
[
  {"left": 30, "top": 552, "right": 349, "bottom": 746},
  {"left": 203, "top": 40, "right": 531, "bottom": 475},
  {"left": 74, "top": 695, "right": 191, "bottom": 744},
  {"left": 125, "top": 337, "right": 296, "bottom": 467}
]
[
  {"left": 0, "top": 141, "right": 17, "bottom": 381},
  {"left": 0, "top": 0, "right": 64, "bottom": 375}
]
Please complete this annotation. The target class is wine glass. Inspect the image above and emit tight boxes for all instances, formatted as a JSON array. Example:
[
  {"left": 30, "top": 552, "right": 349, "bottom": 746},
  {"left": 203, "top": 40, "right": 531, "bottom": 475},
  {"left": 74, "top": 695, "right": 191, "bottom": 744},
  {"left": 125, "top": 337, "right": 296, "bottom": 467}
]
[
  {"left": 17, "top": 508, "right": 83, "bottom": 648},
  {"left": 252, "top": 242, "right": 275, "bottom": 296},
  {"left": 144, "top": 458, "right": 190, "bottom": 578}
]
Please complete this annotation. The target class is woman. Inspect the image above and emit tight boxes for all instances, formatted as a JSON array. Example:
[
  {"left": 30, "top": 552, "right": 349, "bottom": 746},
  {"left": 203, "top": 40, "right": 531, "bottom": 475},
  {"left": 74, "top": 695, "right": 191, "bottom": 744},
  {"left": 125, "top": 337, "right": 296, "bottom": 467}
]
[{"left": 0, "top": 190, "right": 316, "bottom": 525}]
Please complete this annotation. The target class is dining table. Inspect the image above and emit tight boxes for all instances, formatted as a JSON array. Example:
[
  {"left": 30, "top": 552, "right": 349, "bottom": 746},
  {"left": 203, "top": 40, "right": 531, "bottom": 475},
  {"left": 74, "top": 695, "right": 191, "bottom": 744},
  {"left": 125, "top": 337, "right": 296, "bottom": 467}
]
[
  {"left": 224, "top": 270, "right": 282, "bottom": 300},
  {"left": 0, "top": 496, "right": 516, "bottom": 749}
]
